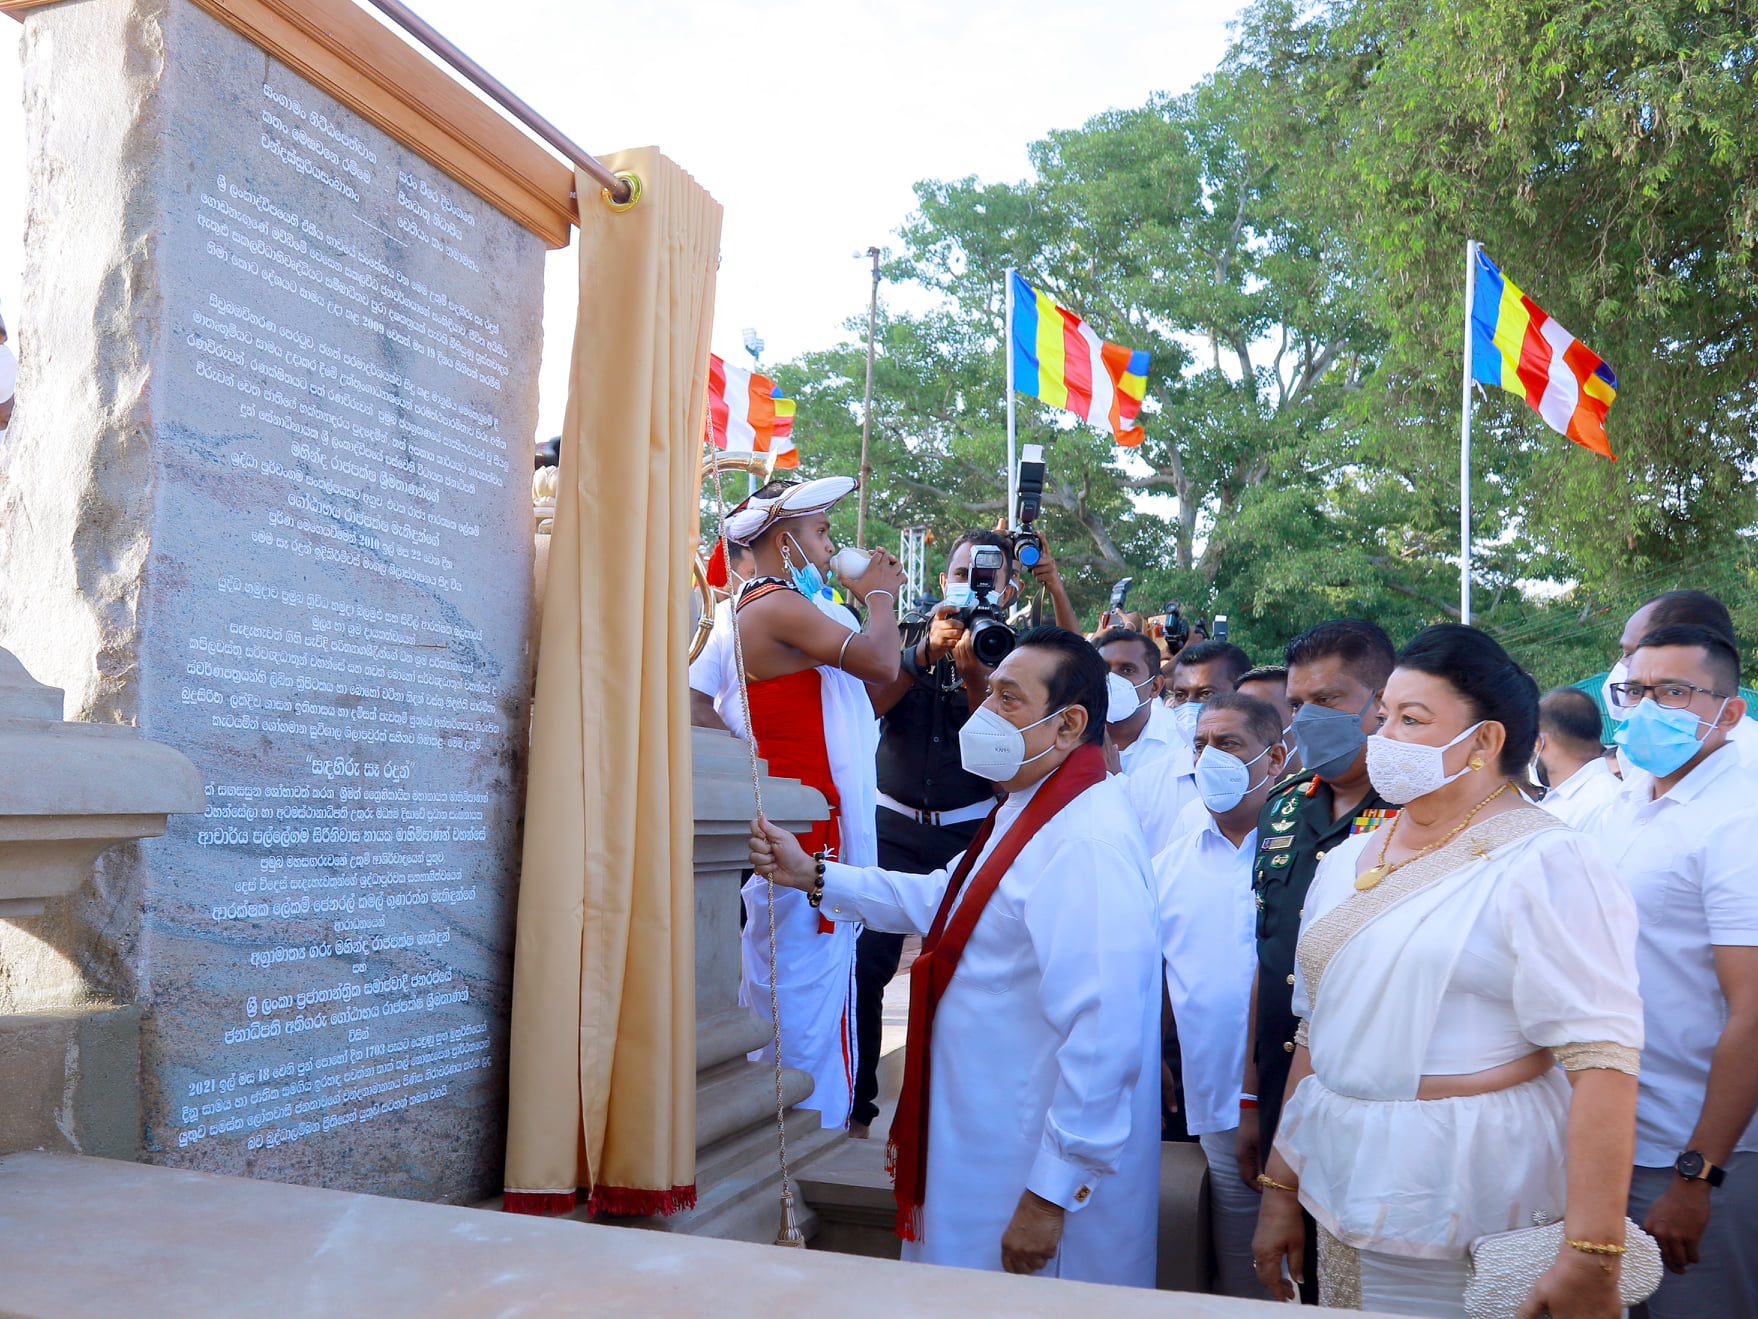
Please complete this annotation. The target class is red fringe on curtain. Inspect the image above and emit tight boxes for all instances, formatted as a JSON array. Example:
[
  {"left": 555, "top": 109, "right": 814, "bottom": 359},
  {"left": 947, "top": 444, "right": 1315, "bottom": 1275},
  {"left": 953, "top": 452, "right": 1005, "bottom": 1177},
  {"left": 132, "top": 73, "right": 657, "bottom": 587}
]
[
  {"left": 587, "top": 1183, "right": 698, "bottom": 1217},
  {"left": 502, "top": 1190, "right": 578, "bottom": 1216},
  {"left": 501, "top": 1184, "right": 699, "bottom": 1218}
]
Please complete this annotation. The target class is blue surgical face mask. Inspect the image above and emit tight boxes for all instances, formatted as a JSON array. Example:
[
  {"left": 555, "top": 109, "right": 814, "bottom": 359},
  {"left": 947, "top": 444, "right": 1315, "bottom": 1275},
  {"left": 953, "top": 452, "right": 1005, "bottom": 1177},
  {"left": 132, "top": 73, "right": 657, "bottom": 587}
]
[
  {"left": 1614, "top": 697, "right": 1726, "bottom": 778},
  {"left": 1171, "top": 700, "right": 1203, "bottom": 745},
  {"left": 783, "top": 533, "right": 830, "bottom": 600},
  {"left": 1195, "top": 742, "right": 1273, "bottom": 813},
  {"left": 942, "top": 582, "right": 976, "bottom": 608}
]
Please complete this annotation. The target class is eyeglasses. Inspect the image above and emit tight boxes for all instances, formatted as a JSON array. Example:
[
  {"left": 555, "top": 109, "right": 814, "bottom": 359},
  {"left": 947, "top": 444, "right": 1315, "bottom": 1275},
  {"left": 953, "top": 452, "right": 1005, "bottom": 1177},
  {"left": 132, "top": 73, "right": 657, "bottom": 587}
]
[{"left": 1608, "top": 680, "right": 1729, "bottom": 711}]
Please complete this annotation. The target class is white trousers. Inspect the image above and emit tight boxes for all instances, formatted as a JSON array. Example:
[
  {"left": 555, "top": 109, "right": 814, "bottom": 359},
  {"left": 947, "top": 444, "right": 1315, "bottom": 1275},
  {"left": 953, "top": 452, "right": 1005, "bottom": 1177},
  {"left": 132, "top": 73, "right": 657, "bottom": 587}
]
[{"left": 1199, "top": 1128, "right": 1273, "bottom": 1300}]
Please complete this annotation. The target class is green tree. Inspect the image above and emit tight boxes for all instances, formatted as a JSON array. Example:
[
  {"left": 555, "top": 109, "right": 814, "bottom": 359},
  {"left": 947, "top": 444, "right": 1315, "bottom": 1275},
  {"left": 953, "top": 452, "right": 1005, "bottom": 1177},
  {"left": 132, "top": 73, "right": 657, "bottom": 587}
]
[
  {"left": 752, "top": 0, "right": 1758, "bottom": 683},
  {"left": 773, "top": 87, "right": 1453, "bottom": 662},
  {"left": 1228, "top": 0, "right": 1758, "bottom": 678}
]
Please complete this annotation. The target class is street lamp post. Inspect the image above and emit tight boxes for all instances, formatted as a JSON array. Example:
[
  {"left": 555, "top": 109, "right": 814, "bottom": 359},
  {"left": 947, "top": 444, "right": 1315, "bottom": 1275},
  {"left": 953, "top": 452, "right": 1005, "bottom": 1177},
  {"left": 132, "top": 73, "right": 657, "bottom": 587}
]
[{"left": 855, "top": 247, "right": 879, "bottom": 546}]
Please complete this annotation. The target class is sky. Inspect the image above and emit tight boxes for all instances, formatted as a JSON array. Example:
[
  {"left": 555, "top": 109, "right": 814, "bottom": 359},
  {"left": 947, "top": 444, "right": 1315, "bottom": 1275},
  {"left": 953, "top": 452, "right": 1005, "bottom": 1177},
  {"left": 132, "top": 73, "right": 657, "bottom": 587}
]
[{"left": 0, "top": 0, "right": 1249, "bottom": 445}]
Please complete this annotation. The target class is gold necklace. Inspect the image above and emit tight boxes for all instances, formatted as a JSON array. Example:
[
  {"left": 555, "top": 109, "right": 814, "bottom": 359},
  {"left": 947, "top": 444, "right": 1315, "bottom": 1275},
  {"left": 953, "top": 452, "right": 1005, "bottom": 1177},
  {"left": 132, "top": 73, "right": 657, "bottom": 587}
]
[{"left": 1355, "top": 781, "right": 1510, "bottom": 891}]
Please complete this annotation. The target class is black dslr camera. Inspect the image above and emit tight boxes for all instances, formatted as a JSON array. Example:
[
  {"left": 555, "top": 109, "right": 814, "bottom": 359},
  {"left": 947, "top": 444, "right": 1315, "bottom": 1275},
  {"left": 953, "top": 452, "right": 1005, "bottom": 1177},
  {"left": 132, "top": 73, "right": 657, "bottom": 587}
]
[
  {"left": 955, "top": 543, "right": 1015, "bottom": 668},
  {"left": 1009, "top": 445, "right": 1047, "bottom": 570}
]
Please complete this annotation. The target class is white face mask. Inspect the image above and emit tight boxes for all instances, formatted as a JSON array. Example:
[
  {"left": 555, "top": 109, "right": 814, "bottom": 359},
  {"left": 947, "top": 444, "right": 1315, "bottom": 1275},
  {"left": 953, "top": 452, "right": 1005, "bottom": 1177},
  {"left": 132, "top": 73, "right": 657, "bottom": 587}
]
[
  {"left": 1105, "top": 672, "right": 1155, "bottom": 724},
  {"left": 959, "top": 703, "right": 1069, "bottom": 783},
  {"left": 1171, "top": 700, "right": 1203, "bottom": 745},
  {"left": 1601, "top": 658, "right": 1630, "bottom": 724},
  {"left": 1365, "top": 721, "right": 1485, "bottom": 805},
  {"left": 1195, "top": 743, "right": 1273, "bottom": 813}
]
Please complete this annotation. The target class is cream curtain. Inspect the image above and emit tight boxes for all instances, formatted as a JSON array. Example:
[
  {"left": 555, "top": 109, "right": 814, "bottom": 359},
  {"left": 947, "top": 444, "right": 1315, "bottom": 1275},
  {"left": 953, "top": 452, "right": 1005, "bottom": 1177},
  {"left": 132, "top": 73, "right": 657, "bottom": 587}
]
[{"left": 503, "top": 150, "right": 721, "bottom": 1215}]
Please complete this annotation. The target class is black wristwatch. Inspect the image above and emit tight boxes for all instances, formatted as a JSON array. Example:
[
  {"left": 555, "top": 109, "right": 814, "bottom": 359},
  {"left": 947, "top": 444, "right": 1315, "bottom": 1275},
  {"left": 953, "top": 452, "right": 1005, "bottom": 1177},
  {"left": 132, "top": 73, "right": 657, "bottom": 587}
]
[{"left": 1675, "top": 1150, "right": 1726, "bottom": 1187}]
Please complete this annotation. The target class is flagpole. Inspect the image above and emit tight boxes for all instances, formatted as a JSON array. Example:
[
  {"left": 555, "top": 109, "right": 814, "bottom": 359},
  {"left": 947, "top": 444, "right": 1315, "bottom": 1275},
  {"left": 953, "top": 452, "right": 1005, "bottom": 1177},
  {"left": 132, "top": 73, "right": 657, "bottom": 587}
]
[
  {"left": 1459, "top": 239, "right": 1477, "bottom": 626},
  {"left": 1004, "top": 268, "right": 1018, "bottom": 527}
]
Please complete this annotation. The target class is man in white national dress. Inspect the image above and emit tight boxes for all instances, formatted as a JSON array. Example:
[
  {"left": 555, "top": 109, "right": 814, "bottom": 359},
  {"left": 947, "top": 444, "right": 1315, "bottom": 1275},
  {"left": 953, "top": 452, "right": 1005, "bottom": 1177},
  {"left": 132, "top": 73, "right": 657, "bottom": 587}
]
[
  {"left": 723, "top": 476, "right": 905, "bottom": 1129},
  {"left": 750, "top": 627, "right": 1163, "bottom": 1285},
  {"left": 1157, "top": 693, "right": 1286, "bottom": 1299}
]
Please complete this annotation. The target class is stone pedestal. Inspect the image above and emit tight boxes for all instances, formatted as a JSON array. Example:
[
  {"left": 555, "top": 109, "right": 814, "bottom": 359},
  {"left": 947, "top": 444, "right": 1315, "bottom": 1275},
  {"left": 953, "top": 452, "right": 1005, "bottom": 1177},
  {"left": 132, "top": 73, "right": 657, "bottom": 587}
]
[
  {"left": 650, "top": 726, "right": 845, "bottom": 1241},
  {"left": 0, "top": 0, "right": 543, "bottom": 1202},
  {"left": 0, "top": 646, "right": 204, "bottom": 1159},
  {"left": 0, "top": 649, "right": 205, "bottom": 924}
]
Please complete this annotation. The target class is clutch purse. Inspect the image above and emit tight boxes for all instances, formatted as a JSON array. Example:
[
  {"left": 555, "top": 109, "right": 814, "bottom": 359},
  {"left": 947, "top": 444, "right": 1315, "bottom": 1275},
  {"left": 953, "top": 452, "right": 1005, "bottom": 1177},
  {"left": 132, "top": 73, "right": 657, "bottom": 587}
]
[{"left": 1463, "top": 1217, "right": 1662, "bottom": 1319}]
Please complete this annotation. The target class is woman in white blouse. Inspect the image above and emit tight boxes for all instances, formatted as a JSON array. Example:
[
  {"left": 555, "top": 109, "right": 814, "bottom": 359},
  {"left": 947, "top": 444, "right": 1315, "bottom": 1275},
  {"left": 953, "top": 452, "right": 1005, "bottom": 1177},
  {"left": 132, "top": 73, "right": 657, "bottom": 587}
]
[{"left": 1251, "top": 625, "right": 1643, "bottom": 1317}]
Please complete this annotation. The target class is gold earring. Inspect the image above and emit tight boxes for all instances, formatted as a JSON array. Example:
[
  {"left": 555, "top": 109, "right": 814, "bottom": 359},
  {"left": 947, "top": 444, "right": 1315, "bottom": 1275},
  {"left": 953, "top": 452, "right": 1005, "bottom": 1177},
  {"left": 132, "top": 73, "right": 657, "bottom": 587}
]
[{"left": 1469, "top": 756, "right": 1485, "bottom": 771}]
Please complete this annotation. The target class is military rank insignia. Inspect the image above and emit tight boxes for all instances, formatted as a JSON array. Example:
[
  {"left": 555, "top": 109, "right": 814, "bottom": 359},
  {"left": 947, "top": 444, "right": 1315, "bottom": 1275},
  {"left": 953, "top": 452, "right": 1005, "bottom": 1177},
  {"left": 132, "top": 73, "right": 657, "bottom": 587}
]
[{"left": 1351, "top": 808, "right": 1398, "bottom": 836}]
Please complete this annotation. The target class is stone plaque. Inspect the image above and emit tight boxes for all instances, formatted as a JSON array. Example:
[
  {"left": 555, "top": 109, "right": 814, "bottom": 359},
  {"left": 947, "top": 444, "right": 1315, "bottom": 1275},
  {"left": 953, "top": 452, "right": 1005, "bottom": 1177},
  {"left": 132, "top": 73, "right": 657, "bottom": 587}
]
[{"left": 10, "top": 1, "right": 541, "bottom": 1200}]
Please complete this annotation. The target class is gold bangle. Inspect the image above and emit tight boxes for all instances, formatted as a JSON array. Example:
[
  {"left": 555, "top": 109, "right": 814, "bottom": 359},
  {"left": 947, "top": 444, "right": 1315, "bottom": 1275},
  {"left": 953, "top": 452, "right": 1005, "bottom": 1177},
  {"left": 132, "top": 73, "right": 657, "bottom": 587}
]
[
  {"left": 1256, "top": 1173, "right": 1299, "bottom": 1194},
  {"left": 1564, "top": 1237, "right": 1626, "bottom": 1256}
]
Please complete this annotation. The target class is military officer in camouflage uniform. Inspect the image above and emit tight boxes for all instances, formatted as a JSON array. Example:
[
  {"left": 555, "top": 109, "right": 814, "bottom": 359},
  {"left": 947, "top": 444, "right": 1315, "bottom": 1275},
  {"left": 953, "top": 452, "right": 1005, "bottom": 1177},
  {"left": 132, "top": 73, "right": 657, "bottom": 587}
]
[{"left": 1240, "top": 621, "right": 1398, "bottom": 1191}]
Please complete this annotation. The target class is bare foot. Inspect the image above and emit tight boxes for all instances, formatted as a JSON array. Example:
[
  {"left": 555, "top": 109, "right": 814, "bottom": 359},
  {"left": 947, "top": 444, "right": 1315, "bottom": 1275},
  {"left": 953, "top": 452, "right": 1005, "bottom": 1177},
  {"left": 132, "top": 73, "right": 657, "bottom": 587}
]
[{"left": 848, "top": 1122, "right": 870, "bottom": 1140}]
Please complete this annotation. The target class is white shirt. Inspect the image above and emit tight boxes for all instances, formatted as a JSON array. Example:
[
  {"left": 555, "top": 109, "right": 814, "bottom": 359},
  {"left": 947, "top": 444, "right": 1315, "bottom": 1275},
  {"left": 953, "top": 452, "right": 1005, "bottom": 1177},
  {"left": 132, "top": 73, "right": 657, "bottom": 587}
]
[
  {"left": 1124, "top": 735, "right": 1198, "bottom": 859},
  {"left": 1582, "top": 742, "right": 1758, "bottom": 1165},
  {"left": 1154, "top": 797, "right": 1257, "bottom": 1136},
  {"left": 687, "top": 599, "right": 746, "bottom": 740},
  {"left": 1731, "top": 715, "right": 1758, "bottom": 762},
  {"left": 1540, "top": 757, "right": 1624, "bottom": 828},
  {"left": 1116, "top": 698, "right": 1178, "bottom": 775},
  {"left": 818, "top": 771, "right": 1162, "bottom": 1286}
]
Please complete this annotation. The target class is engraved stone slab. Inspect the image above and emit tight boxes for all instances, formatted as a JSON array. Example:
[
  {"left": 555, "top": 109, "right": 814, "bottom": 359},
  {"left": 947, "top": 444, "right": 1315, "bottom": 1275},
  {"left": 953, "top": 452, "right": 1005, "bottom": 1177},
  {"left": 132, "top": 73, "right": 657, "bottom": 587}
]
[{"left": 0, "top": 0, "right": 541, "bottom": 1201}]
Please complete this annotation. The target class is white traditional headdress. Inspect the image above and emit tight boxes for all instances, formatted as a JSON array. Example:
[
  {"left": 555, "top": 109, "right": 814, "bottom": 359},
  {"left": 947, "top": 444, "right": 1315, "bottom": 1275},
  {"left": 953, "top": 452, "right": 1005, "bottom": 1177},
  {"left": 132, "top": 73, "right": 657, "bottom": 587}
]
[{"left": 722, "top": 476, "right": 857, "bottom": 545}]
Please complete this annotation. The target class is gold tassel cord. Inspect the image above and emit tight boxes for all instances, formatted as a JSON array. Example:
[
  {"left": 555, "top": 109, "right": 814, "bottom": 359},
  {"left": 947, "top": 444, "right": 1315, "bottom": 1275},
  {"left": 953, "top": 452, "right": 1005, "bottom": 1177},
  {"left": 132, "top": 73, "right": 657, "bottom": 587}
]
[{"left": 706, "top": 454, "right": 807, "bottom": 1249}]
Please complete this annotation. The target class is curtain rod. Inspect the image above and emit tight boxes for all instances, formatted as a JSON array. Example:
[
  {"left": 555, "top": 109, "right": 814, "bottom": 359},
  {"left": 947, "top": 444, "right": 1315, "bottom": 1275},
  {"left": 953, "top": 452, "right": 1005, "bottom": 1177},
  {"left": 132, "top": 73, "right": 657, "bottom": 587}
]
[{"left": 361, "top": 0, "right": 631, "bottom": 208}]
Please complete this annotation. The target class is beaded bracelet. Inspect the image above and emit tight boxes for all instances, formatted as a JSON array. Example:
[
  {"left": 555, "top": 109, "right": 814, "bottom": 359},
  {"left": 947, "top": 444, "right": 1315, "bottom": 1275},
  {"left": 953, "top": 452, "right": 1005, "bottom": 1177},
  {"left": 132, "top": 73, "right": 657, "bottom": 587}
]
[{"left": 805, "top": 851, "right": 828, "bottom": 908}]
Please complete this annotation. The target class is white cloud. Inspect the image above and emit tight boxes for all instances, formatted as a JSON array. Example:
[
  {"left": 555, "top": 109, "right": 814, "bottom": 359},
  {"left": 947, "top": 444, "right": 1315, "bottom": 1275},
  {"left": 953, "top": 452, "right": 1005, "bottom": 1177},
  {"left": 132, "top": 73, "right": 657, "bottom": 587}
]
[{"left": 0, "top": 1, "right": 1246, "bottom": 446}]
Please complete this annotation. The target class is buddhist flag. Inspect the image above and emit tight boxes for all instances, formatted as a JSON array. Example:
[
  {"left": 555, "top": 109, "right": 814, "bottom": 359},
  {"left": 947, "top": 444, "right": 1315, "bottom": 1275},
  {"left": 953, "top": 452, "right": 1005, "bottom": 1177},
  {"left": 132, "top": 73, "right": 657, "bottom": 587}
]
[
  {"left": 1469, "top": 250, "right": 1618, "bottom": 459},
  {"left": 707, "top": 353, "right": 798, "bottom": 468},
  {"left": 1009, "top": 272, "right": 1151, "bottom": 447}
]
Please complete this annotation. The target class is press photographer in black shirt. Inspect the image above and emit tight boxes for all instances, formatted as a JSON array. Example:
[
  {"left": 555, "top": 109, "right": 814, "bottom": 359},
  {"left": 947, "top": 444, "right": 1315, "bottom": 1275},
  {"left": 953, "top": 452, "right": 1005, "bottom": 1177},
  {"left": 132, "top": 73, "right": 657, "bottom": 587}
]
[{"left": 851, "top": 529, "right": 1077, "bottom": 1137}]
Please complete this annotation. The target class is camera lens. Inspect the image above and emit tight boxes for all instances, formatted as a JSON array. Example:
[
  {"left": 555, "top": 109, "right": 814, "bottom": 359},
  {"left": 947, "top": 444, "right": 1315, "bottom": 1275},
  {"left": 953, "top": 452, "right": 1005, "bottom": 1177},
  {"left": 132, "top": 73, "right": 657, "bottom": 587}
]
[
  {"left": 1016, "top": 543, "right": 1041, "bottom": 567},
  {"left": 968, "top": 616, "right": 1014, "bottom": 668}
]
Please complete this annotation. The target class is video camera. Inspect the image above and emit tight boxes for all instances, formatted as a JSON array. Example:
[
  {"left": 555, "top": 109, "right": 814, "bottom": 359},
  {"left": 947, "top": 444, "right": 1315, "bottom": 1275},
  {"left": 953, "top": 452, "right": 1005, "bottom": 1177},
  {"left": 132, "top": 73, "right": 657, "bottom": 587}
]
[
  {"left": 1096, "top": 577, "right": 1135, "bottom": 632},
  {"left": 1146, "top": 601, "right": 1191, "bottom": 651},
  {"left": 954, "top": 543, "right": 1016, "bottom": 667},
  {"left": 1010, "top": 444, "right": 1047, "bottom": 570}
]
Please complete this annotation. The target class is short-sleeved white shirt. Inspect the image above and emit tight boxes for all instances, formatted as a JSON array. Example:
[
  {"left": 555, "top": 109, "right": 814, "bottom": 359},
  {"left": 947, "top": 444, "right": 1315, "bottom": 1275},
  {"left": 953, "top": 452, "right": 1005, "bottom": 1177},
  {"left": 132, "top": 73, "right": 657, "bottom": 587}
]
[
  {"left": 1583, "top": 743, "right": 1758, "bottom": 1165},
  {"left": 1154, "top": 798, "right": 1257, "bottom": 1135},
  {"left": 687, "top": 599, "right": 746, "bottom": 741},
  {"left": 1540, "top": 757, "right": 1624, "bottom": 828}
]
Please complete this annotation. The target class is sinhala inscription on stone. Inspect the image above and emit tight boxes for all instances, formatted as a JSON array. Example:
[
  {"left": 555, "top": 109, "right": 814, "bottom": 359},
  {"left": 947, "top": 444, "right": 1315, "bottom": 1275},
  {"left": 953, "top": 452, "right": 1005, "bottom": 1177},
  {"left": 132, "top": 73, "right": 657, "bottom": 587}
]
[{"left": 140, "top": 6, "right": 540, "bottom": 1201}]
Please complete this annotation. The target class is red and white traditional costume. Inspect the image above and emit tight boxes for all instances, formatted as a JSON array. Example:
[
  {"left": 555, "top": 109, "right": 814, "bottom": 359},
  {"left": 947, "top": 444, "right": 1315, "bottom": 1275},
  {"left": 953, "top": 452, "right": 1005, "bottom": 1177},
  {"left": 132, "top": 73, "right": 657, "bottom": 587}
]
[{"left": 719, "top": 476, "right": 878, "bottom": 1131}]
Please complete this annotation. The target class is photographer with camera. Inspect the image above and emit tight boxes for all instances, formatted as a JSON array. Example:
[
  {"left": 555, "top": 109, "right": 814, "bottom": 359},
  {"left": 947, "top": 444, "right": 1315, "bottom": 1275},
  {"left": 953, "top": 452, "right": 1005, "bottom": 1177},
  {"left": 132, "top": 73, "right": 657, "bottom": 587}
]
[{"left": 850, "top": 529, "right": 1077, "bottom": 1138}]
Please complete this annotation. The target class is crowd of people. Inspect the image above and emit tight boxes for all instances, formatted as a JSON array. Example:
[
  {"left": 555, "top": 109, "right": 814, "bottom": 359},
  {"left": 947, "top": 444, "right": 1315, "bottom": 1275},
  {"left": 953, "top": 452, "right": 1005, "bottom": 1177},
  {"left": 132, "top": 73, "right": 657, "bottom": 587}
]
[{"left": 692, "top": 474, "right": 1756, "bottom": 1318}]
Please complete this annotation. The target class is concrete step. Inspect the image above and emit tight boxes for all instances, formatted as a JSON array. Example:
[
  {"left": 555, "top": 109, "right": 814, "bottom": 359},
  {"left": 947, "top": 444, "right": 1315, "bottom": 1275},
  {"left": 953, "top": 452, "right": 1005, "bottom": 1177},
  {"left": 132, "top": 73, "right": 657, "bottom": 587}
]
[{"left": 696, "top": 1059, "right": 813, "bottom": 1149}]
